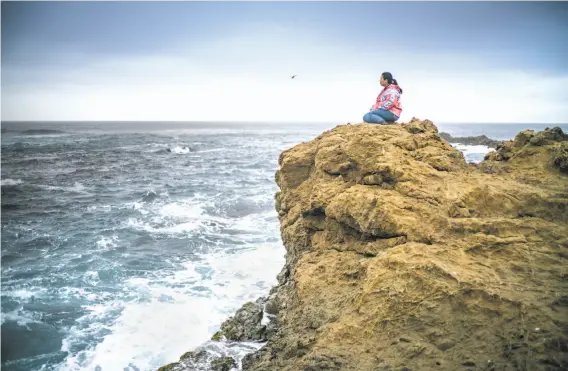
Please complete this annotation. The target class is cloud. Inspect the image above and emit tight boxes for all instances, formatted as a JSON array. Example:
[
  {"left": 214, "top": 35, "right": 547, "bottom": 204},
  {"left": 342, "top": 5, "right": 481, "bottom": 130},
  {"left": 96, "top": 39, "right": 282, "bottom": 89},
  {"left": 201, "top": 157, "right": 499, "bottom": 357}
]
[
  {"left": 399, "top": 70, "right": 568, "bottom": 123},
  {"left": 2, "top": 24, "right": 568, "bottom": 123}
]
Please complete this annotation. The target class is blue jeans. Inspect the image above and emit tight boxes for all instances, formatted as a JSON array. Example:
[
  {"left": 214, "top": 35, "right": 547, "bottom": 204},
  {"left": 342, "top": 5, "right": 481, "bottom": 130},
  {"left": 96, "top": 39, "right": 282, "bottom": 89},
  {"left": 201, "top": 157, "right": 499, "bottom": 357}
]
[{"left": 363, "top": 109, "right": 399, "bottom": 124}]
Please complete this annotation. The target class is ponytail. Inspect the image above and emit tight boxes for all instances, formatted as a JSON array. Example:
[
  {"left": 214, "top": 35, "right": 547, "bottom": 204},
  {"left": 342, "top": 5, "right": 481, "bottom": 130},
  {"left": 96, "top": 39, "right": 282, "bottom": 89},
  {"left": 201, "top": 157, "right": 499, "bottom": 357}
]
[
  {"left": 392, "top": 79, "right": 403, "bottom": 94},
  {"left": 381, "top": 72, "right": 403, "bottom": 94}
]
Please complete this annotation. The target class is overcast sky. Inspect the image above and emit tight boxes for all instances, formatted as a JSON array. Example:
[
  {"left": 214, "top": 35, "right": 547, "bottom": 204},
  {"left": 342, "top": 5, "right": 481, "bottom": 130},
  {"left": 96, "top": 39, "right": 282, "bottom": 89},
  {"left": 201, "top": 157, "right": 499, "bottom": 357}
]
[{"left": 2, "top": 1, "right": 567, "bottom": 123}]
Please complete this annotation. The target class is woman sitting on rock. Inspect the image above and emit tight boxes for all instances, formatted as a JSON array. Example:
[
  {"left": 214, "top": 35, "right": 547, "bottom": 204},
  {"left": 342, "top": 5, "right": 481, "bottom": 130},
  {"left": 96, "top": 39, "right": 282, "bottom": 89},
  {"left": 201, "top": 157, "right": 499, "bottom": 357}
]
[{"left": 363, "top": 72, "right": 403, "bottom": 124}]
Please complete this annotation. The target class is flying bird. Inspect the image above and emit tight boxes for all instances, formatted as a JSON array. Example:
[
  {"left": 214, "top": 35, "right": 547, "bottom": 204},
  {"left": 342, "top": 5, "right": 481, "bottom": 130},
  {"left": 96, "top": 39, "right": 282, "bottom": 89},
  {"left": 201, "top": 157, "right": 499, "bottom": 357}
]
[{"left": 291, "top": 75, "right": 297, "bottom": 79}]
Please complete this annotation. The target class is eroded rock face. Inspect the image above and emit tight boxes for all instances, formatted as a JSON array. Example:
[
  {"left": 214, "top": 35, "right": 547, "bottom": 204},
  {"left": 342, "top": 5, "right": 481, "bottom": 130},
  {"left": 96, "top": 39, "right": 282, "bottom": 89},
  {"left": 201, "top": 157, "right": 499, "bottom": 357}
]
[
  {"left": 241, "top": 120, "right": 568, "bottom": 371},
  {"left": 481, "top": 126, "right": 568, "bottom": 180}
]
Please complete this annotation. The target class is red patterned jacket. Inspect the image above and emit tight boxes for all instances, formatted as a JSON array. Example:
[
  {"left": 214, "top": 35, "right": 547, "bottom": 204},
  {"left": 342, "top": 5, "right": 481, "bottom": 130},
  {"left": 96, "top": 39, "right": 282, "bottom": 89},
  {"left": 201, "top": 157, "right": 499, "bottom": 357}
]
[{"left": 371, "top": 84, "right": 402, "bottom": 117}]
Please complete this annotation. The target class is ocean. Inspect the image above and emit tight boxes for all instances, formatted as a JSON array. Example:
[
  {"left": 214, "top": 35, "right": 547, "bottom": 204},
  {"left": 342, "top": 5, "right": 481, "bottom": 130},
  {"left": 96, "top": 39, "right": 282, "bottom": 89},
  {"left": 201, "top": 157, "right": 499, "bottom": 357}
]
[{"left": 2, "top": 121, "right": 567, "bottom": 371}]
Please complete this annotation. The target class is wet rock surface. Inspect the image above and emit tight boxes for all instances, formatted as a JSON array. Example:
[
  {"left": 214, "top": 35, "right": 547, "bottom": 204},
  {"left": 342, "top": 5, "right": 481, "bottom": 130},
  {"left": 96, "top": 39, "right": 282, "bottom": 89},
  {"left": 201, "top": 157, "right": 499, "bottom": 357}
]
[{"left": 212, "top": 297, "right": 269, "bottom": 342}]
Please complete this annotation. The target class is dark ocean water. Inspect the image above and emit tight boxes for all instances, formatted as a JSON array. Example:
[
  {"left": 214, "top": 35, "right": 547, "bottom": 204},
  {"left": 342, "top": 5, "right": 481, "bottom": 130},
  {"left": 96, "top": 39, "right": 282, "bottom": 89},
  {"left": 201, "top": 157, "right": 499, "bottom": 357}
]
[{"left": 1, "top": 121, "right": 566, "bottom": 370}]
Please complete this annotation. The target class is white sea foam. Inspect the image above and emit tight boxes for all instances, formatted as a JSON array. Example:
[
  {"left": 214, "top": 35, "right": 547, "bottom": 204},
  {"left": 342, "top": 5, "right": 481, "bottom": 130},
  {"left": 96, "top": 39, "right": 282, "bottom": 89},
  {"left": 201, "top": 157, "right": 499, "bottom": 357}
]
[
  {"left": 1, "top": 178, "right": 24, "bottom": 186},
  {"left": 7, "top": 288, "right": 49, "bottom": 301},
  {"left": 57, "top": 192, "right": 283, "bottom": 370},
  {"left": 57, "top": 241, "right": 285, "bottom": 371},
  {"left": 452, "top": 143, "right": 492, "bottom": 153},
  {"left": 452, "top": 144, "right": 492, "bottom": 164},
  {"left": 170, "top": 146, "right": 191, "bottom": 154},
  {"left": 1, "top": 127, "right": 324, "bottom": 371},
  {"left": 82, "top": 271, "right": 101, "bottom": 287},
  {"left": 87, "top": 205, "right": 112, "bottom": 212},
  {"left": 24, "top": 155, "right": 60, "bottom": 161},
  {"left": 229, "top": 211, "right": 276, "bottom": 234},
  {"left": 125, "top": 217, "right": 204, "bottom": 235},
  {"left": 40, "top": 182, "right": 90, "bottom": 194},
  {"left": 158, "top": 201, "right": 205, "bottom": 219},
  {"left": 57, "top": 287, "right": 103, "bottom": 302},
  {"left": 95, "top": 236, "right": 119, "bottom": 250},
  {"left": 1, "top": 308, "right": 42, "bottom": 327},
  {"left": 125, "top": 197, "right": 226, "bottom": 236}
]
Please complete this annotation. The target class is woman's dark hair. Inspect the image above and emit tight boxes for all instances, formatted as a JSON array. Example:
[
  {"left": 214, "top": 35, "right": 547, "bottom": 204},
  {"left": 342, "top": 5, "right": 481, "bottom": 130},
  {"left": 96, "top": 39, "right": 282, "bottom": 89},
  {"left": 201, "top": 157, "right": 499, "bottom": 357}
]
[{"left": 381, "top": 72, "right": 403, "bottom": 94}]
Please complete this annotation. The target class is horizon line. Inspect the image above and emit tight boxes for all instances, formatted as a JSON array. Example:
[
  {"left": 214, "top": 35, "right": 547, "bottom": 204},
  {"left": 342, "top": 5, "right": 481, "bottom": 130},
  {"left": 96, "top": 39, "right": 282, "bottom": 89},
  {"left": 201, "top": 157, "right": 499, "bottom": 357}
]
[{"left": 2, "top": 120, "right": 568, "bottom": 125}]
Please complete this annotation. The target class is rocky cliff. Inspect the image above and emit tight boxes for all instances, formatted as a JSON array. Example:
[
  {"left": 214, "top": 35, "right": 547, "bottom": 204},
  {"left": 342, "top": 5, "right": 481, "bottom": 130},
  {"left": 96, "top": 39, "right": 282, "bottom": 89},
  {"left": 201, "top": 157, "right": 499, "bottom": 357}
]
[
  {"left": 237, "top": 119, "right": 568, "bottom": 371},
  {"left": 163, "top": 119, "right": 568, "bottom": 371}
]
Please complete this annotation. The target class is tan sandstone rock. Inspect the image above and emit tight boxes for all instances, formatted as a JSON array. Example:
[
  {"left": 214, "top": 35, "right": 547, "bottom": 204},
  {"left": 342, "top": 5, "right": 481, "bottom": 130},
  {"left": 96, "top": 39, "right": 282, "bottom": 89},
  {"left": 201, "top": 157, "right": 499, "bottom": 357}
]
[{"left": 241, "top": 120, "right": 568, "bottom": 371}]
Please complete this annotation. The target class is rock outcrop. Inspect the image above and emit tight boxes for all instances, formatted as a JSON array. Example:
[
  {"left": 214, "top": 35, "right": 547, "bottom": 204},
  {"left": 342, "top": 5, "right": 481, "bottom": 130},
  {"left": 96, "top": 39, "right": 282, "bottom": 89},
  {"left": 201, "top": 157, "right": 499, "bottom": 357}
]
[
  {"left": 158, "top": 350, "right": 209, "bottom": 371},
  {"left": 158, "top": 349, "right": 239, "bottom": 371},
  {"left": 212, "top": 297, "right": 275, "bottom": 342},
  {"left": 439, "top": 132, "right": 503, "bottom": 149},
  {"left": 239, "top": 119, "right": 568, "bottom": 370}
]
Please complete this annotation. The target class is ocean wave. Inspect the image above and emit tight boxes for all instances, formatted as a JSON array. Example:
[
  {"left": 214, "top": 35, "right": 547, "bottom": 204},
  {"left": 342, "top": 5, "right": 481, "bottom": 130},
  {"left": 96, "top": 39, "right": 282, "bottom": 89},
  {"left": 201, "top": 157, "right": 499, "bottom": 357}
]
[
  {"left": 169, "top": 146, "right": 193, "bottom": 154},
  {"left": 1, "top": 178, "right": 24, "bottom": 186},
  {"left": 38, "top": 182, "right": 90, "bottom": 194},
  {"left": 2, "top": 155, "right": 61, "bottom": 166},
  {"left": 95, "top": 236, "right": 119, "bottom": 251},
  {"left": 125, "top": 218, "right": 208, "bottom": 235},
  {"left": 4, "top": 288, "right": 50, "bottom": 302},
  {"left": 124, "top": 197, "right": 226, "bottom": 236},
  {"left": 86, "top": 205, "right": 112, "bottom": 212},
  {"left": 1, "top": 307, "right": 43, "bottom": 327},
  {"left": 56, "top": 242, "right": 284, "bottom": 371},
  {"left": 1, "top": 126, "right": 309, "bottom": 371},
  {"left": 141, "top": 190, "right": 160, "bottom": 203},
  {"left": 196, "top": 148, "right": 227, "bottom": 153},
  {"left": 21, "top": 129, "right": 67, "bottom": 135}
]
